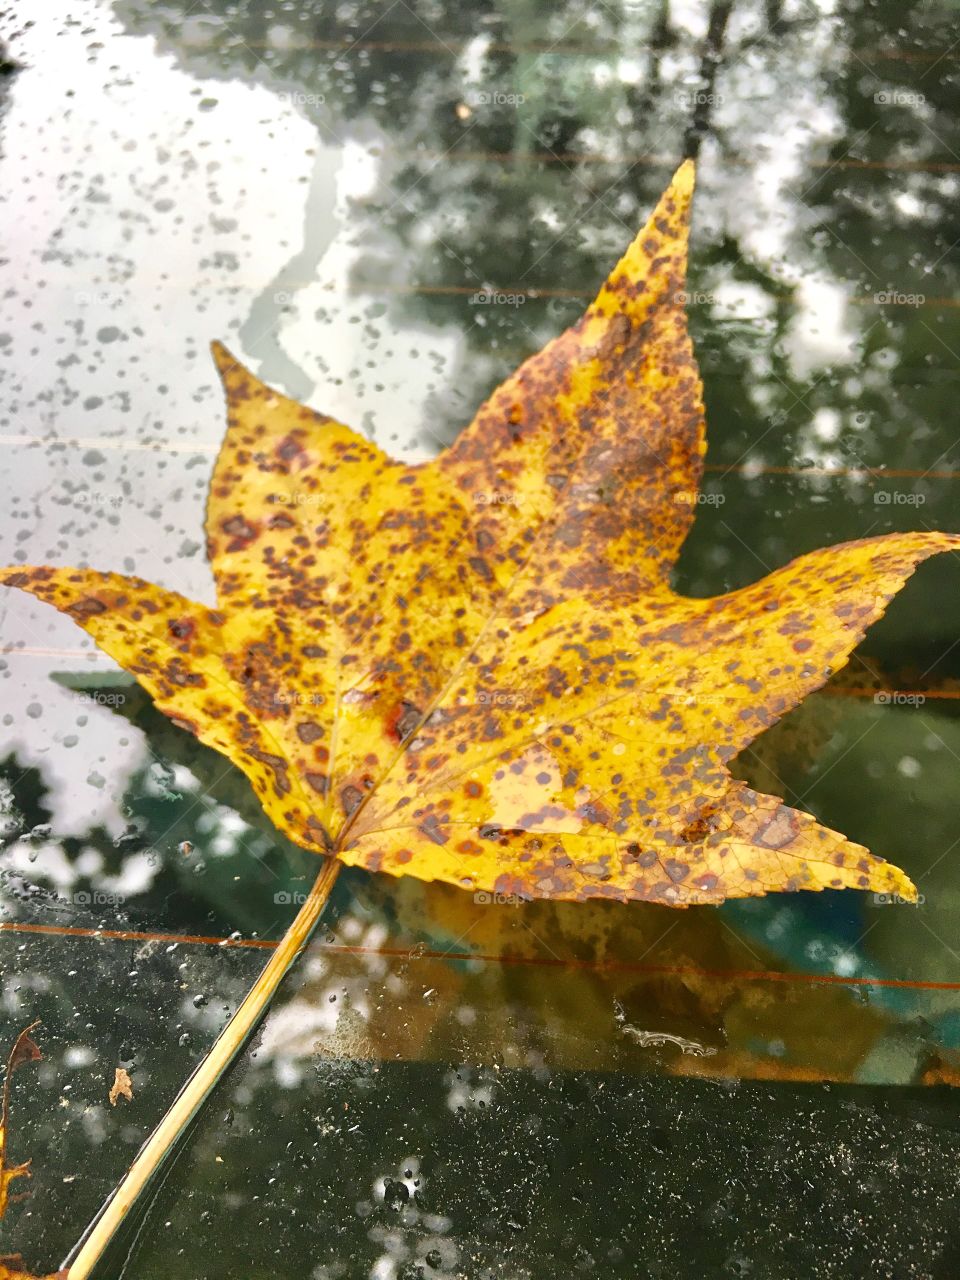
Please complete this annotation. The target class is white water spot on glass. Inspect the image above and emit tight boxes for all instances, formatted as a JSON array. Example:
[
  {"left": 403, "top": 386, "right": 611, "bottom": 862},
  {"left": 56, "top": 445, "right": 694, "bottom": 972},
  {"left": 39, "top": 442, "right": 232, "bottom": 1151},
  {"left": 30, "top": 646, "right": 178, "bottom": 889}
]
[
  {"left": 64, "top": 1044, "right": 98, "bottom": 1069},
  {"left": 811, "top": 407, "right": 842, "bottom": 443}
]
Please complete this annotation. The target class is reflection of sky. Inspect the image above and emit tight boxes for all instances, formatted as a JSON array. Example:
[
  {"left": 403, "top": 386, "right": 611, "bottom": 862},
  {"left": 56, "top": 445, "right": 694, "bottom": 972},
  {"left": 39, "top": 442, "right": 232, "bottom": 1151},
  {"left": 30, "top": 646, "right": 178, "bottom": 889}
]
[{"left": 0, "top": 2, "right": 463, "bottom": 841}]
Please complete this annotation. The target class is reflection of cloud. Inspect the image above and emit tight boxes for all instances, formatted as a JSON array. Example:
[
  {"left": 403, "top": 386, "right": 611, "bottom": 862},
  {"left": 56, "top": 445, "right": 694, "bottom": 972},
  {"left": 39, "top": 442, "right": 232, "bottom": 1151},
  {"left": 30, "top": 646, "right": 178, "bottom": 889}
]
[
  {"left": 257, "top": 925, "right": 394, "bottom": 1063},
  {"left": 666, "top": 0, "right": 711, "bottom": 40},
  {"left": 0, "top": 670, "right": 146, "bottom": 840},
  {"left": 0, "top": 5, "right": 464, "bottom": 834},
  {"left": 784, "top": 277, "right": 858, "bottom": 378},
  {"left": 712, "top": 281, "right": 776, "bottom": 321},
  {"left": 0, "top": 4, "right": 320, "bottom": 620},
  {"left": 281, "top": 123, "right": 466, "bottom": 462}
]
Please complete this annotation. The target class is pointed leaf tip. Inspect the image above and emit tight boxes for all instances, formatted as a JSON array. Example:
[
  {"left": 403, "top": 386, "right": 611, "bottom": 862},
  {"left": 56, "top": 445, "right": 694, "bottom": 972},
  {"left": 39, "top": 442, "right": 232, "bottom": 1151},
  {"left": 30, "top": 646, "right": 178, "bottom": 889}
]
[
  {"left": 209, "top": 339, "right": 239, "bottom": 380},
  {"left": 893, "top": 872, "right": 919, "bottom": 903},
  {"left": 673, "top": 156, "right": 696, "bottom": 192}
]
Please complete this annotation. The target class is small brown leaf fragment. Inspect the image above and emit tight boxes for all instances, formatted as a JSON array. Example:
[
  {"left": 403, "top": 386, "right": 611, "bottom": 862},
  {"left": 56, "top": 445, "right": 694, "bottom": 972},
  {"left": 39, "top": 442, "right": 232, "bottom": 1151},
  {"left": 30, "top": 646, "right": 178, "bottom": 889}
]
[
  {"left": 6, "top": 1030, "right": 40, "bottom": 1077},
  {"left": 108, "top": 1067, "right": 133, "bottom": 1107},
  {"left": 0, "top": 1022, "right": 41, "bottom": 1222},
  {"left": 0, "top": 1255, "right": 65, "bottom": 1279}
]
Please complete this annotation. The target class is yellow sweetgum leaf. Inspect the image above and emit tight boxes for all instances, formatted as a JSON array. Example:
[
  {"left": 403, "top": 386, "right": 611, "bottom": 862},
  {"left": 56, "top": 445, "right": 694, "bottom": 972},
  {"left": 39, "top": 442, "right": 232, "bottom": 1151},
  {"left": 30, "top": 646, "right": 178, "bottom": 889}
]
[{"left": 2, "top": 162, "right": 956, "bottom": 906}]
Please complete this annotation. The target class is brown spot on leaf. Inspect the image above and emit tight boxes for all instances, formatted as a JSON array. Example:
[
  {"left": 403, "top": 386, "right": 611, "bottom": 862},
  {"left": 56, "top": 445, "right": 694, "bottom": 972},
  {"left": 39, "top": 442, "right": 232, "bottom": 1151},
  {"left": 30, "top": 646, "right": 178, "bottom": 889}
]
[
  {"left": 418, "top": 814, "right": 449, "bottom": 846},
  {"left": 68, "top": 597, "right": 107, "bottom": 618},
  {"left": 341, "top": 785, "right": 363, "bottom": 817},
  {"left": 222, "top": 515, "right": 256, "bottom": 540},
  {"left": 392, "top": 701, "right": 421, "bottom": 742},
  {"left": 754, "top": 808, "right": 799, "bottom": 850},
  {"left": 167, "top": 617, "right": 195, "bottom": 640}
]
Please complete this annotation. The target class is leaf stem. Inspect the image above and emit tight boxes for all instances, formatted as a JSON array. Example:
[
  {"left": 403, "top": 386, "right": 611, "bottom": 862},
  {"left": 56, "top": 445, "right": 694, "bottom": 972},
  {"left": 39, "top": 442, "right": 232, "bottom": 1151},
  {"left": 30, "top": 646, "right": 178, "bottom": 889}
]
[{"left": 62, "top": 857, "right": 341, "bottom": 1280}]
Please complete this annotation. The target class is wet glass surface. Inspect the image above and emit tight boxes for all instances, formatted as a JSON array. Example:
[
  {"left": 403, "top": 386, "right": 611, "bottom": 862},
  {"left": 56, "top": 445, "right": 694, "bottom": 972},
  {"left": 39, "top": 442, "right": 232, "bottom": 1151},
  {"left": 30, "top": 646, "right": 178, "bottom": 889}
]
[{"left": 2, "top": 0, "right": 960, "bottom": 1275}]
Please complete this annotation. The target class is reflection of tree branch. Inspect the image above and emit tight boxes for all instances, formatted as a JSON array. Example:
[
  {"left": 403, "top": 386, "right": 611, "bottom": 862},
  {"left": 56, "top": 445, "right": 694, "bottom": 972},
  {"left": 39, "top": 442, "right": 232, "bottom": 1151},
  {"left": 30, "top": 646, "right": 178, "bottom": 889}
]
[
  {"left": 631, "top": 0, "right": 675, "bottom": 125},
  {"left": 682, "top": 1, "right": 732, "bottom": 160}
]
